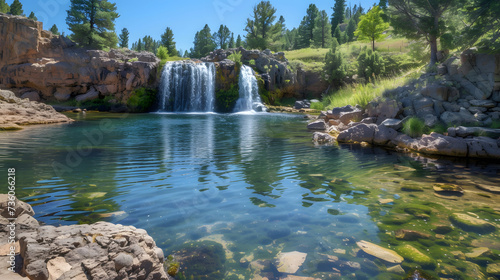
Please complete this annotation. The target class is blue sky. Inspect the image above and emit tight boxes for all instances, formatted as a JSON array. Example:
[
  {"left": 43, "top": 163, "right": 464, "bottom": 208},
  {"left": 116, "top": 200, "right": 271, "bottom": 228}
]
[{"left": 15, "top": 0, "right": 377, "bottom": 53}]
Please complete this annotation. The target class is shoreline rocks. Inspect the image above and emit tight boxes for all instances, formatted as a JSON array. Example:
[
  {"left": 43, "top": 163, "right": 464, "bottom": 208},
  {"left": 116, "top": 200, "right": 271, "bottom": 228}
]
[
  {"left": 0, "top": 195, "right": 172, "bottom": 280},
  {"left": 0, "top": 90, "right": 72, "bottom": 130}
]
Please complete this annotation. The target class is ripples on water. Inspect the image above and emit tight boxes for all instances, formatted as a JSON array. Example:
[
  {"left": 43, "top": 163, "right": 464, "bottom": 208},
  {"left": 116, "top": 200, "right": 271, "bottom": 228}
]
[{"left": 0, "top": 112, "right": 499, "bottom": 279}]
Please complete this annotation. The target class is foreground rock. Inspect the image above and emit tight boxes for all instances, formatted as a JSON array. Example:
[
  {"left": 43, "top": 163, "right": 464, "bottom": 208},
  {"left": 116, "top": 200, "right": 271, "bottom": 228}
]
[
  {"left": 0, "top": 195, "right": 171, "bottom": 280},
  {"left": 356, "top": 240, "right": 403, "bottom": 264},
  {"left": 0, "top": 90, "right": 72, "bottom": 130},
  {"left": 274, "top": 251, "right": 307, "bottom": 274},
  {"left": 0, "top": 13, "right": 159, "bottom": 105}
]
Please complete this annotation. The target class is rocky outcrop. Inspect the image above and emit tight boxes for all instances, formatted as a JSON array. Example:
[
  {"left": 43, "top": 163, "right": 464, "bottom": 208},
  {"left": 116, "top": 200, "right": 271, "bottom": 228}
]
[
  {"left": 0, "top": 89, "right": 72, "bottom": 130},
  {"left": 202, "top": 47, "right": 294, "bottom": 92},
  {"left": 0, "top": 195, "right": 171, "bottom": 280},
  {"left": 0, "top": 13, "right": 159, "bottom": 105}
]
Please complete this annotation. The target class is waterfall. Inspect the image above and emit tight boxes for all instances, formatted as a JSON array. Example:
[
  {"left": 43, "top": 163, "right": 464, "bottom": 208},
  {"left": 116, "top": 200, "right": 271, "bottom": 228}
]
[
  {"left": 234, "top": 65, "right": 266, "bottom": 112},
  {"left": 159, "top": 61, "right": 215, "bottom": 112}
]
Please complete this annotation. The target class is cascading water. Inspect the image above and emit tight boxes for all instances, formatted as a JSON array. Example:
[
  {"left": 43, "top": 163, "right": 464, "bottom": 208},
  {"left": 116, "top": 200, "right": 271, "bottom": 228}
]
[
  {"left": 234, "top": 65, "right": 266, "bottom": 112},
  {"left": 159, "top": 61, "right": 216, "bottom": 112}
]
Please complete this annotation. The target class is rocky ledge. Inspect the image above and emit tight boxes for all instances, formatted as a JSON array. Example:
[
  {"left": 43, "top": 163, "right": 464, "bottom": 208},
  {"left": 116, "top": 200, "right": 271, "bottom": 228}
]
[
  {"left": 308, "top": 49, "right": 500, "bottom": 159},
  {"left": 0, "top": 90, "right": 72, "bottom": 130},
  {"left": 0, "top": 195, "right": 172, "bottom": 280}
]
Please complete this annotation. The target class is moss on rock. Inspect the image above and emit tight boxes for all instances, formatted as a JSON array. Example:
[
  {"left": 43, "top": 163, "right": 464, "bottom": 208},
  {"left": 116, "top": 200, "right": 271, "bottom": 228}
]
[
  {"left": 396, "top": 244, "right": 435, "bottom": 268},
  {"left": 127, "top": 87, "right": 157, "bottom": 113},
  {"left": 449, "top": 213, "right": 496, "bottom": 234}
]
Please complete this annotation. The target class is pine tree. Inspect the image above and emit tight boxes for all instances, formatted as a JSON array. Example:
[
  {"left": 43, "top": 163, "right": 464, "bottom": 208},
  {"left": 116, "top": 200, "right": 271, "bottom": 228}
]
[
  {"left": 334, "top": 26, "right": 342, "bottom": 45},
  {"left": 9, "top": 0, "right": 23, "bottom": 16},
  {"left": 244, "top": 1, "right": 278, "bottom": 50},
  {"left": 324, "top": 42, "right": 346, "bottom": 85},
  {"left": 191, "top": 24, "right": 216, "bottom": 58},
  {"left": 136, "top": 38, "right": 142, "bottom": 51},
  {"left": 228, "top": 33, "right": 235, "bottom": 48},
  {"left": 28, "top": 11, "right": 37, "bottom": 21},
  {"left": 66, "top": 0, "right": 119, "bottom": 50},
  {"left": 298, "top": 4, "right": 319, "bottom": 48},
  {"left": 118, "top": 28, "right": 129, "bottom": 48},
  {"left": 236, "top": 34, "right": 242, "bottom": 48},
  {"left": 183, "top": 50, "right": 189, "bottom": 58},
  {"left": 214, "top": 24, "right": 231, "bottom": 49},
  {"left": 331, "top": 0, "right": 345, "bottom": 36},
  {"left": 50, "top": 24, "right": 60, "bottom": 35},
  {"left": 346, "top": 17, "right": 356, "bottom": 42},
  {"left": 0, "top": 0, "right": 10, "bottom": 13},
  {"left": 160, "top": 27, "right": 178, "bottom": 56},
  {"left": 313, "top": 10, "right": 332, "bottom": 48}
]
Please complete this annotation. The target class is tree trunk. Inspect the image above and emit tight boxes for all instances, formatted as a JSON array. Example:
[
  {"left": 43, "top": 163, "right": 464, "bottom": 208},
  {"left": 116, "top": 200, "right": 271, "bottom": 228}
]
[
  {"left": 429, "top": 35, "right": 438, "bottom": 65},
  {"left": 372, "top": 39, "right": 375, "bottom": 52}
]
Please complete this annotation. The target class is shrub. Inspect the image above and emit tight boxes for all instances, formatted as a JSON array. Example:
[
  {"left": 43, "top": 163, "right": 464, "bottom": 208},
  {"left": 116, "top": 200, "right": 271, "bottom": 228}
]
[
  {"left": 129, "top": 57, "right": 138, "bottom": 62},
  {"left": 323, "top": 45, "right": 347, "bottom": 85},
  {"left": 357, "top": 47, "right": 385, "bottom": 80},
  {"left": 310, "top": 101, "right": 324, "bottom": 110},
  {"left": 227, "top": 51, "right": 242, "bottom": 66},
  {"left": 156, "top": 46, "right": 169, "bottom": 60},
  {"left": 127, "top": 88, "right": 157, "bottom": 113},
  {"left": 403, "top": 117, "right": 426, "bottom": 138}
]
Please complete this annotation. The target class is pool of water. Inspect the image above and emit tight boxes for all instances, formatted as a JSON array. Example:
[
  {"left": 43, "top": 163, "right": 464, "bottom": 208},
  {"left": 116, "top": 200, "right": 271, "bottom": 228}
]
[{"left": 1, "top": 112, "right": 499, "bottom": 279}]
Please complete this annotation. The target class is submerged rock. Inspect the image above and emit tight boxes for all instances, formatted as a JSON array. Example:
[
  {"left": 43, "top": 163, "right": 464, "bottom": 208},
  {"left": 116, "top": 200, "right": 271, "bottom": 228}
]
[
  {"left": 450, "top": 213, "right": 496, "bottom": 234},
  {"left": 356, "top": 240, "right": 403, "bottom": 264},
  {"left": 395, "top": 229, "right": 431, "bottom": 241},
  {"left": 396, "top": 244, "right": 435, "bottom": 267},
  {"left": 432, "top": 183, "right": 464, "bottom": 194},
  {"left": 172, "top": 241, "right": 225, "bottom": 280},
  {"left": 274, "top": 251, "right": 307, "bottom": 274}
]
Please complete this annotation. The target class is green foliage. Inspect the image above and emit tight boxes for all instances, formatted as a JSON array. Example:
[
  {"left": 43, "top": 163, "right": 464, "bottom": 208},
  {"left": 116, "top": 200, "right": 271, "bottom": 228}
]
[
  {"left": 312, "top": 10, "right": 333, "bottom": 48},
  {"left": 9, "top": 0, "right": 22, "bottom": 15},
  {"left": 228, "top": 33, "right": 235, "bottom": 48},
  {"left": 118, "top": 28, "right": 129, "bottom": 49},
  {"left": 190, "top": 24, "right": 216, "bottom": 58},
  {"left": 236, "top": 34, "right": 242, "bottom": 48},
  {"left": 354, "top": 6, "right": 389, "bottom": 51},
  {"left": 331, "top": 0, "right": 346, "bottom": 35},
  {"left": 215, "top": 85, "right": 240, "bottom": 113},
  {"left": 66, "top": 0, "right": 119, "bottom": 50},
  {"left": 244, "top": 1, "right": 279, "bottom": 50},
  {"left": 346, "top": 18, "right": 356, "bottom": 42},
  {"left": 214, "top": 24, "right": 231, "bottom": 49},
  {"left": 403, "top": 117, "right": 426, "bottom": 138},
  {"left": 50, "top": 24, "right": 60, "bottom": 35},
  {"left": 334, "top": 26, "right": 342, "bottom": 45},
  {"left": 156, "top": 46, "right": 169, "bottom": 60},
  {"left": 161, "top": 27, "right": 178, "bottom": 56},
  {"left": 28, "top": 11, "right": 37, "bottom": 21},
  {"left": 357, "top": 47, "right": 385, "bottom": 79},
  {"left": 310, "top": 101, "right": 324, "bottom": 110},
  {"left": 324, "top": 44, "right": 347, "bottom": 85},
  {"left": 0, "top": 0, "right": 10, "bottom": 13},
  {"left": 227, "top": 51, "right": 242, "bottom": 66},
  {"left": 297, "top": 4, "right": 319, "bottom": 48},
  {"left": 461, "top": 0, "right": 500, "bottom": 52},
  {"left": 132, "top": 35, "right": 160, "bottom": 54},
  {"left": 127, "top": 88, "right": 157, "bottom": 113}
]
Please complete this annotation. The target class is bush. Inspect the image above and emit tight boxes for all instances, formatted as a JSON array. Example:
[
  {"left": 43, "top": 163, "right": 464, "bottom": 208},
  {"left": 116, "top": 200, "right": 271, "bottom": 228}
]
[
  {"left": 227, "top": 51, "right": 242, "bottom": 66},
  {"left": 127, "top": 87, "right": 157, "bottom": 113},
  {"left": 403, "top": 117, "right": 426, "bottom": 138},
  {"left": 324, "top": 45, "right": 347, "bottom": 85},
  {"left": 215, "top": 85, "right": 239, "bottom": 113},
  {"left": 156, "top": 46, "right": 169, "bottom": 60},
  {"left": 357, "top": 47, "right": 385, "bottom": 80},
  {"left": 310, "top": 101, "right": 324, "bottom": 110}
]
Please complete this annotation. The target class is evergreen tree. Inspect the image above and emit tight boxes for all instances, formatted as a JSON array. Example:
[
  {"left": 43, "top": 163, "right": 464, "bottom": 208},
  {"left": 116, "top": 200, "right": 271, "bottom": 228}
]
[
  {"left": 236, "top": 34, "right": 242, "bottom": 48},
  {"left": 183, "top": 50, "right": 189, "bottom": 58},
  {"left": 191, "top": 24, "right": 216, "bottom": 58},
  {"left": 323, "top": 42, "right": 346, "bottom": 85},
  {"left": 136, "top": 38, "right": 142, "bottom": 51},
  {"left": 461, "top": 0, "right": 500, "bottom": 51},
  {"left": 277, "top": 15, "right": 286, "bottom": 35},
  {"left": 50, "top": 24, "right": 60, "bottom": 35},
  {"left": 156, "top": 46, "right": 168, "bottom": 60},
  {"left": 0, "top": 0, "right": 10, "bottom": 14},
  {"left": 66, "top": 0, "right": 119, "bottom": 50},
  {"left": 28, "top": 11, "right": 37, "bottom": 21},
  {"left": 389, "top": 0, "right": 455, "bottom": 64},
  {"left": 298, "top": 4, "right": 319, "bottom": 48},
  {"left": 354, "top": 6, "right": 389, "bottom": 51},
  {"left": 313, "top": 10, "right": 332, "bottom": 48},
  {"left": 9, "top": 0, "right": 23, "bottom": 16},
  {"left": 357, "top": 47, "right": 385, "bottom": 79},
  {"left": 118, "top": 28, "right": 129, "bottom": 48},
  {"left": 228, "top": 33, "right": 235, "bottom": 48},
  {"left": 214, "top": 24, "right": 231, "bottom": 49},
  {"left": 334, "top": 26, "right": 342, "bottom": 45},
  {"left": 244, "top": 1, "right": 278, "bottom": 50},
  {"left": 346, "top": 17, "right": 356, "bottom": 42},
  {"left": 331, "top": 0, "right": 346, "bottom": 36},
  {"left": 160, "top": 27, "right": 178, "bottom": 56}
]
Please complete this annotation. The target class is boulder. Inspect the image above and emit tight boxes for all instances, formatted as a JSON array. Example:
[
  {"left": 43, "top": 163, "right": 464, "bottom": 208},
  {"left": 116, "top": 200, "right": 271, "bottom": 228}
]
[
  {"left": 466, "top": 137, "right": 500, "bottom": 158},
  {"left": 307, "top": 120, "right": 327, "bottom": 130},
  {"left": 413, "top": 97, "right": 434, "bottom": 112},
  {"left": 330, "top": 105, "right": 354, "bottom": 119},
  {"left": 410, "top": 133, "right": 468, "bottom": 157},
  {"left": 421, "top": 85, "right": 449, "bottom": 101},
  {"left": 450, "top": 126, "right": 500, "bottom": 138},
  {"left": 423, "top": 114, "right": 439, "bottom": 127},
  {"left": 75, "top": 87, "right": 99, "bottom": 102},
  {"left": 339, "top": 109, "right": 363, "bottom": 125},
  {"left": 380, "top": 118, "right": 404, "bottom": 131},
  {"left": 469, "top": 100, "right": 496, "bottom": 108},
  {"left": 337, "top": 123, "right": 377, "bottom": 143},
  {"left": 21, "top": 91, "right": 40, "bottom": 102},
  {"left": 295, "top": 100, "right": 310, "bottom": 109},
  {"left": 312, "top": 132, "right": 335, "bottom": 143},
  {"left": 443, "top": 102, "right": 460, "bottom": 112},
  {"left": 365, "top": 100, "right": 401, "bottom": 120},
  {"left": 374, "top": 125, "right": 398, "bottom": 146},
  {"left": 440, "top": 108, "right": 478, "bottom": 126}
]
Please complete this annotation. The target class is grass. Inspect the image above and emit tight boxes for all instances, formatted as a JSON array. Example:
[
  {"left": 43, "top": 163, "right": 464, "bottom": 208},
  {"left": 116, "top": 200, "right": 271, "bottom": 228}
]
[
  {"left": 403, "top": 117, "right": 426, "bottom": 138},
  {"left": 323, "top": 67, "right": 421, "bottom": 108},
  {"left": 310, "top": 101, "right": 325, "bottom": 110}
]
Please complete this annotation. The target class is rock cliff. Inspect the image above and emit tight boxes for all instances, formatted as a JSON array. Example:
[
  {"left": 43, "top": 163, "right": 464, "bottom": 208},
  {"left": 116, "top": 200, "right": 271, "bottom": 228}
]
[{"left": 0, "top": 13, "right": 159, "bottom": 105}]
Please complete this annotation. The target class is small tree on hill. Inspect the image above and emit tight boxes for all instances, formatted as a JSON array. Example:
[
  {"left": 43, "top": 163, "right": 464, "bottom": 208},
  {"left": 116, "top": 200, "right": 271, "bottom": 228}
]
[
  {"left": 161, "top": 27, "right": 178, "bottom": 56},
  {"left": 324, "top": 40, "right": 346, "bottom": 85},
  {"left": 50, "top": 24, "right": 60, "bottom": 35},
  {"left": 354, "top": 5, "right": 389, "bottom": 51},
  {"left": 0, "top": 0, "right": 10, "bottom": 14},
  {"left": 9, "top": 0, "right": 23, "bottom": 16},
  {"left": 119, "top": 28, "right": 129, "bottom": 48},
  {"left": 357, "top": 47, "right": 385, "bottom": 80},
  {"left": 28, "top": 11, "right": 37, "bottom": 21},
  {"left": 156, "top": 46, "right": 168, "bottom": 60}
]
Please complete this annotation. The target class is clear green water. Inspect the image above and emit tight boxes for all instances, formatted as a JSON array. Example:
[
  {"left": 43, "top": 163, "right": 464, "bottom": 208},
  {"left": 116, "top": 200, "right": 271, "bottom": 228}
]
[{"left": 1, "top": 112, "right": 499, "bottom": 279}]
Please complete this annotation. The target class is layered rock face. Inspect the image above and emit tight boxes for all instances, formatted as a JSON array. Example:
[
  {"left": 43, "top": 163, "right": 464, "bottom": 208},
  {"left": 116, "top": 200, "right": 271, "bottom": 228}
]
[
  {"left": 0, "top": 13, "right": 159, "bottom": 104},
  {"left": 202, "top": 47, "right": 295, "bottom": 92},
  {"left": 0, "top": 195, "right": 171, "bottom": 280},
  {"left": 0, "top": 89, "right": 72, "bottom": 130}
]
